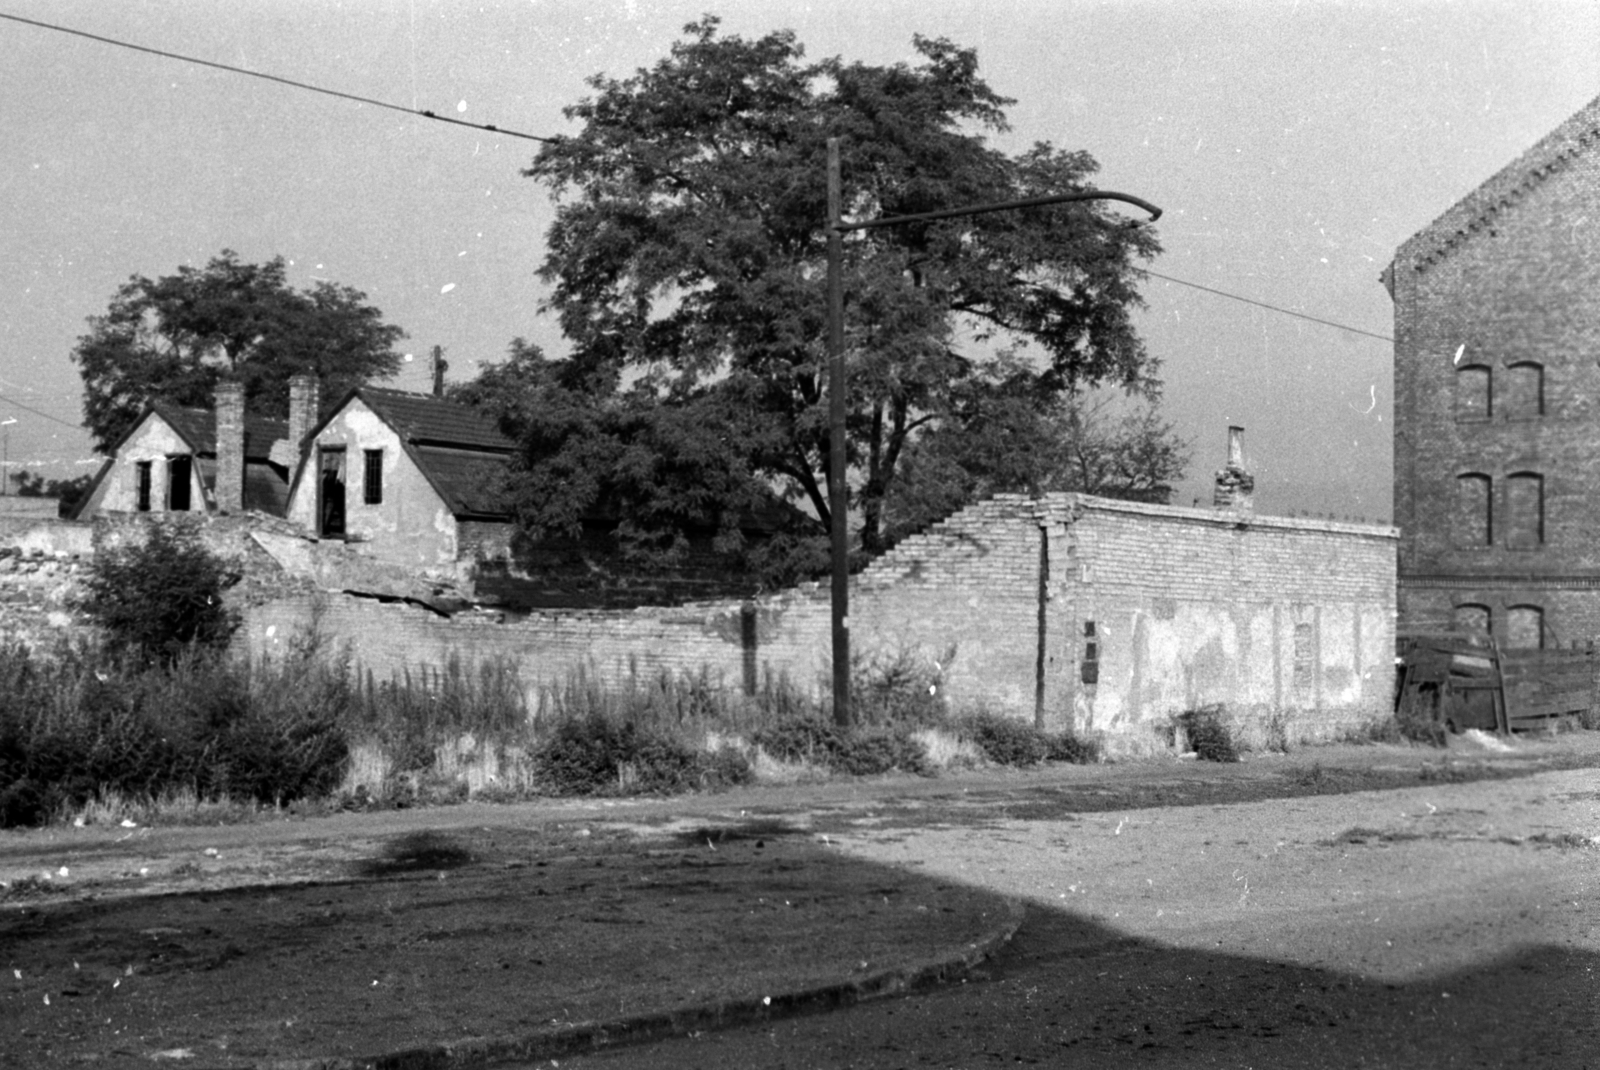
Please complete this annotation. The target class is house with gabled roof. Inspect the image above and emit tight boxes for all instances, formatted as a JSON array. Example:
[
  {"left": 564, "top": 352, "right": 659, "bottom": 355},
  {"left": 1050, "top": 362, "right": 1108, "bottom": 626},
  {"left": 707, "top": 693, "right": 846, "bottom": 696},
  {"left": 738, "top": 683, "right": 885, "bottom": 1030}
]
[
  {"left": 73, "top": 382, "right": 292, "bottom": 519},
  {"left": 1387, "top": 93, "right": 1600, "bottom": 646},
  {"left": 283, "top": 382, "right": 516, "bottom": 568}
]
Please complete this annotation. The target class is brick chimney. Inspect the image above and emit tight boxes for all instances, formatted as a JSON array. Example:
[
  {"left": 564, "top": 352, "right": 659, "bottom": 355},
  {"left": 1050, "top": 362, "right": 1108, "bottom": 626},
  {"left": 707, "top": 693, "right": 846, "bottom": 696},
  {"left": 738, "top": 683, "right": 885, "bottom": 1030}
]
[
  {"left": 287, "top": 374, "right": 321, "bottom": 464},
  {"left": 431, "top": 345, "right": 448, "bottom": 398},
  {"left": 1213, "top": 425, "right": 1255, "bottom": 513},
  {"left": 214, "top": 380, "right": 245, "bottom": 514}
]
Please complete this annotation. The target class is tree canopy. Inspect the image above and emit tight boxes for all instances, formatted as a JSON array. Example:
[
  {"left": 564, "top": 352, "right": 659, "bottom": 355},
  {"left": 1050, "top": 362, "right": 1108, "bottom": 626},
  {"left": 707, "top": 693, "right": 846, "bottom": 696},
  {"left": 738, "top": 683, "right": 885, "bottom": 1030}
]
[
  {"left": 511, "top": 18, "right": 1168, "bottom": 563},
  {"left": 884, "top": 391, "right": 1191, "bottom": 545},
  {"left": 73, "top": 251, "right": 406, "bottom": 452}
]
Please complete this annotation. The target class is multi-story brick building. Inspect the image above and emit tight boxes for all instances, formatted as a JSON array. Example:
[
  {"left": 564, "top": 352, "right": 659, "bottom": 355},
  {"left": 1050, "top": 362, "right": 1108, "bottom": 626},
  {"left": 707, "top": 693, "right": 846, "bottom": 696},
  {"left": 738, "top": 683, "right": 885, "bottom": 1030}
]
[{"left": 1389, "top": 93, "right": 1600, "bottom": 647}]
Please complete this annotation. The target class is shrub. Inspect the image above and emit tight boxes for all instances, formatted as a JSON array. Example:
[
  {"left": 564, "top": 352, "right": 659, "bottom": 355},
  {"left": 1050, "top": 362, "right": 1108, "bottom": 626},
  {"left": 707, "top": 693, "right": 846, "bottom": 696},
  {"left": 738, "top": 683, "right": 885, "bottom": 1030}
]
[
  {"left": 76, "top": 522, "right": 239, "bottom": 664},
  {"left": 1181, "top": 704, "right": 1240, "bottom": 763},
  {"left": 0, "top": 638, "right": 353, "bottom": 826},
  {"left": 959, "top": 712, "right": 1050, "bottom": 766},
  {"left": 752, "top": 717, "right": 929, "bottom": 776},
  {"left": 535, "top": 715, "right": 751, "bottom": 796},
  {"left": 851, "top": 647, "right": 950, "bottom": 727},
  {"left": 1046, "top": 729, "right": 1101, "bottom": 764}
]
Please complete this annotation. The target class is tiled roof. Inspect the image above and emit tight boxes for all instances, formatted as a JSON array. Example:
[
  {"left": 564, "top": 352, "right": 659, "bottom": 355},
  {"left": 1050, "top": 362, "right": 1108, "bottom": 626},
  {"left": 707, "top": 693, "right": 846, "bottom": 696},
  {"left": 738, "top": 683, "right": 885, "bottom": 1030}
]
[
  {"left": 357, "top": 388, "right": 514, "bottom": 453},
  {"left": 411, "top": 446, "right": 512, "bottom": 517},
  {"left": 152, "top": 403, "right": 288, "bottom": 461},
  {"left": 244, "top": 461, "right": 291, "bottom": 515}
]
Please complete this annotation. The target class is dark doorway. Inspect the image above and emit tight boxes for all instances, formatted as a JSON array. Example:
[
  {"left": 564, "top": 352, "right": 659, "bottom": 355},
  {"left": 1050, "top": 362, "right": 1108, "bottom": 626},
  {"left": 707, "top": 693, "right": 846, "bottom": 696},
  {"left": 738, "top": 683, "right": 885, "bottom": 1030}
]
[
  {"left": 319, "top": 448, "right": 346, "bottom": 538},
  {"left": 167, "top": 455, "right": 191, "bottom": 511}
]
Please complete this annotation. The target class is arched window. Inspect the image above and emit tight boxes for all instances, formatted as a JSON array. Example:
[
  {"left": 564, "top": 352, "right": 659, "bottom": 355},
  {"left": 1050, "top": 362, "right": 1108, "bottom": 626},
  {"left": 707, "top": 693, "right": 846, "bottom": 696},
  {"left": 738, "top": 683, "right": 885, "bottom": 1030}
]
[
  {"left": 1503, "top": 362, "right": 1545, "bottom": 419},
  {"left": 1454, "top": 365, "right": 1492, "bottom": 422},
  {"left": 1452, "top": 603, "right": 1492, "bottom": 636},
  {"left": 1505, "top": 472, "right": 1544, "bottom": 549},
  {"left": 1453, "top": 473, "right": 1492, "bottom": 547},
  {"left": 1506, "top": 605, "right": 1545, "bottom": 649}
]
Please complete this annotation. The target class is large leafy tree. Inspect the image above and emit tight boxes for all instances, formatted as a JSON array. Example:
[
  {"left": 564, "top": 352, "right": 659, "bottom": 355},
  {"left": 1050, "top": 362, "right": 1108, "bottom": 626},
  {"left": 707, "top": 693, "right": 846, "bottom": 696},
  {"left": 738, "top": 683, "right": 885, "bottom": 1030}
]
[
  {"left": 525, "top": 18, "right": 1164, "bottom": 557},
  {"left": 73, "top": 250, "right": 406, "bottom": 452},
  {"left": 453, "top": 340, "right": 818, "bottom": 583}
]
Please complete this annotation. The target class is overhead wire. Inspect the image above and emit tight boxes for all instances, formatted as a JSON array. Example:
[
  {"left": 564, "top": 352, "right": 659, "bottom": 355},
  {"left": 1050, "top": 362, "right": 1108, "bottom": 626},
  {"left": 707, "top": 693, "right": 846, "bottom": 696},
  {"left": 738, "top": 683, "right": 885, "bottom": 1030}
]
[
  {"left": 0, "top": 394, "right": 84, "bottom": 430},
  {"left": 0, "top": 11, "right": 1393, "bottom": 350},
  {"left": 0, "top": 10, "right": 558, "bottom": 144},
  {"left": 1145, "top": 270, "right": 1392, "bottom": 343}
]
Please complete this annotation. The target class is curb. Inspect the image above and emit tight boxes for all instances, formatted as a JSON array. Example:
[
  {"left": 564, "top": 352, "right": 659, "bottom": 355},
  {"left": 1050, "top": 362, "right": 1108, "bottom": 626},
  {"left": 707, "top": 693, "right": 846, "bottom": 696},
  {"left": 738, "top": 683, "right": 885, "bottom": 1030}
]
[{"left": 257, "top": 896, "right": 1027, "bottom": 1070}]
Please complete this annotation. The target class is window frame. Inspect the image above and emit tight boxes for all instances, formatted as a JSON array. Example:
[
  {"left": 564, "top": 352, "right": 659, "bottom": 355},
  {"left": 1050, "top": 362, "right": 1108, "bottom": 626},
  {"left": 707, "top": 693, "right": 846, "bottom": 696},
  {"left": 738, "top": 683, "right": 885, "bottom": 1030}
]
[{"left": 363, "top": 448, "right": 384, "bottom": 506}]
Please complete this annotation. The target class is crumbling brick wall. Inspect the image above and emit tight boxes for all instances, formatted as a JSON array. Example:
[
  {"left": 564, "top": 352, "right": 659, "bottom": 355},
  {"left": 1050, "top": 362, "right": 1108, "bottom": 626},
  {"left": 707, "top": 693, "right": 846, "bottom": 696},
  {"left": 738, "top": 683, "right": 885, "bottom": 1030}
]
[{"left": 242, "top": 491, "right": 1398, "bottom": 752}]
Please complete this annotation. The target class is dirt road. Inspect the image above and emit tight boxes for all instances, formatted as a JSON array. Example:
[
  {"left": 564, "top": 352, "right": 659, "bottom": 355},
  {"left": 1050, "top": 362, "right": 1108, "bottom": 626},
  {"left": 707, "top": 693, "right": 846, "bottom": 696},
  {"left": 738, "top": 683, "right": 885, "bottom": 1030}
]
[
  {"left": 3, "top": 734, "right": 1598, "bottom": 1068},
  {"left": 532, "top": 740, "right": 1600, "bottom": 1069}
]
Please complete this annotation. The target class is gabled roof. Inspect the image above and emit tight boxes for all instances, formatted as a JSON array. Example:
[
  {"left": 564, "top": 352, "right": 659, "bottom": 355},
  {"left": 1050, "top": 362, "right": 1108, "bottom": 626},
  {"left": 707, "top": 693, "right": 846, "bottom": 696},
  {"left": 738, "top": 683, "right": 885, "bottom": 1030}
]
[
  {"left": 295, "top": 387, "right": 517, "bottom": 520},
  {"left": 355, "top": 387, "right": 515, "bottom": 453},
  {"left": 1390, "top": 93, "right": 1600, "bottom": 286},
  {"left": 71, "top": 403, "right": 291, "bottom": 519},
  {"left": 150, "top": 402, "right": 288, "bottom": 461}
]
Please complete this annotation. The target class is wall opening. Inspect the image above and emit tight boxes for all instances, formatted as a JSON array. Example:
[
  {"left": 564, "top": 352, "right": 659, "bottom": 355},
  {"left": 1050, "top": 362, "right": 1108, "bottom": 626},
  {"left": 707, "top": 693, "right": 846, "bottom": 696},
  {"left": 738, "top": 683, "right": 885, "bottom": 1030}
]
[
  {"left": 1504, "top": 362, "right": 1545, "bottom": 419},
  {"left": 1292, "top": 621, "right": 1314, "bottom": 695},
  {"left": 167, "top": 455, "right": 191, "bottom": 512},
  {"left": 1452, "top": 602, "right": 1492, "bottom": 636},
  {"left": 1506, "top": 605, "right": 1544, "bottom": 649},
  {"left": 1505, "top": 472, "right": 1544, "bottom": 549},
  {"left": 135, "top": 461, "right": 152, "bottom": 513},
  {"left": 363, "top": 449, "right": 384, "bottom": 505},
  {"left": 319, "top": 448, "right": 347, "bottom": 538},
  {"left": 1452, "top": 473, "right": 1492, "bottom": 548},
  {"left": 1454, "top": 364, "right": 1491, "bottom": 422}
]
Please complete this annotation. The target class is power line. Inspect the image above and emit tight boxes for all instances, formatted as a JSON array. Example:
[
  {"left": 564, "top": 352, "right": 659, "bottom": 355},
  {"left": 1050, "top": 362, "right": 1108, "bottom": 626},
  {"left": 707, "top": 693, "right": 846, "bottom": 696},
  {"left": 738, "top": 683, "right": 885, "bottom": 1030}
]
[
  {"left": 3, "top": 12, "right": 1394, "bottom": 347},
  {"left": 1146, "top": 270, "right": 1393, "bottom": 343},
  {"left": 0, "top": 10, "right": 558, "bottom": 144},
  {"left": 0, "top": 394, "right": 83, "bottom": 431}
]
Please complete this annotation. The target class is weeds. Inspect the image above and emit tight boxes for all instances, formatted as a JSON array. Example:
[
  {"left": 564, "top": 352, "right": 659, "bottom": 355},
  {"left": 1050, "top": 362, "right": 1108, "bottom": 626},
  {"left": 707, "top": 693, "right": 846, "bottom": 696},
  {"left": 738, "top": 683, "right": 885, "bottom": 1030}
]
[{"left": 0, "top": 631, "right": 1095, "bottom": 828}]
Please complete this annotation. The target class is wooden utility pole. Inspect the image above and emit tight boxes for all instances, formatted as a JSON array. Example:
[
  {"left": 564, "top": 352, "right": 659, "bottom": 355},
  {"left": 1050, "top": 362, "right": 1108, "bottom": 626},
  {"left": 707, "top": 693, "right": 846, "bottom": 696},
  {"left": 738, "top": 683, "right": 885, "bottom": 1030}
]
[{"left": 824, "top": 137, "right": 1160, "bottom": 726}]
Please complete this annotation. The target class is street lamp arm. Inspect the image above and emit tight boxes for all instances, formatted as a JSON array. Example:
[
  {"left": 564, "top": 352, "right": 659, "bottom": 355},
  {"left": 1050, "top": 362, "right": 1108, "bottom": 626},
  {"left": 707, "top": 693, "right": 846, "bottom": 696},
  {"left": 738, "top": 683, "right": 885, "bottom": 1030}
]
[{"left": 835, "top": 190, "right": 1162, "bottom": 233}]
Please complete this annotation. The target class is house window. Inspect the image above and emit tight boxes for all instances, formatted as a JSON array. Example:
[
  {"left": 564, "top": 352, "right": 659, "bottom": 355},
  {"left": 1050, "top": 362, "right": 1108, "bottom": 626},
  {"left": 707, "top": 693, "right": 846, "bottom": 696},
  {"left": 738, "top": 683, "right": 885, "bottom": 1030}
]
[
  {"left": 1452, "top": 603, "right": 1491, "bottom": 636},
  {"left": 1506, "top": 605, "right": 1544, "bottom": 649},
  {"left": 135, "top": 461, "right": 153, "bottom": 512},
  {"left": 1505, "top": 472, "right": 1544, "bottom": 549},
  {"left": 1454, "top": 365, "right": 1491, "bottom": 422},
  {"left": 1503, "top": 362, "right": 1544, "bottom": 419},
  {"left": 363, "top": 449, "right": 384, "bottom": 505},
  {"left": 1453, "top": 473, "right": 1492, "bottom": 548},
  {"left": 167, "top": 455, "right": 191, "bottom": 512}
]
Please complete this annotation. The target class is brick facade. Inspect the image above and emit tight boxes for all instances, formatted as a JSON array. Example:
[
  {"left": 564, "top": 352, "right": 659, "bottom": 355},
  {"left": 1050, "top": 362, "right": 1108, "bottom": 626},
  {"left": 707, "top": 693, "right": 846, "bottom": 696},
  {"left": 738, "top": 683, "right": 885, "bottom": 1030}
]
[
  {"left": 1390, "top": 94, "right": 1600, "bottom": 645},
  {"left": 244, "top": 492, "right": 1397, "bottom": 754}
]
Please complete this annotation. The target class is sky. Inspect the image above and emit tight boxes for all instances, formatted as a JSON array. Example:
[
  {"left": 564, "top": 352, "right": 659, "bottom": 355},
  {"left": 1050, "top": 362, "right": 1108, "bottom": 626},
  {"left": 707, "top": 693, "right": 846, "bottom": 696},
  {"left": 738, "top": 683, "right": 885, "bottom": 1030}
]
[{"left": 2, "top": 0, "right": 1597, "bottom": 521}]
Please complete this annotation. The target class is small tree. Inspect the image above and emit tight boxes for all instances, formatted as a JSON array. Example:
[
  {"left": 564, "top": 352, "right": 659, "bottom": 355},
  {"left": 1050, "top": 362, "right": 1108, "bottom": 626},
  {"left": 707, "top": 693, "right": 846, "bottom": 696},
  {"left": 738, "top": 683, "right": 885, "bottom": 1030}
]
[{"left": 77, "top": 524, "right": 240, "bottom": 664}]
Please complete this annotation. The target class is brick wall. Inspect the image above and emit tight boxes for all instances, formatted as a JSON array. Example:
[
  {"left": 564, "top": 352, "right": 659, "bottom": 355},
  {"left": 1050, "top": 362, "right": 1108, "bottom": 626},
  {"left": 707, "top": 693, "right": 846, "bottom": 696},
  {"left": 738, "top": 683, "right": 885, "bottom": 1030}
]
[
  {"left": 243, "top": 492, "right": 1398, "bottom": 754},
  {"left": 1040, "top": 498, "right": 1397, "bottom": 750},
  {"left": 1392, "top": 95, "right": 1600, "bottom": 645}
]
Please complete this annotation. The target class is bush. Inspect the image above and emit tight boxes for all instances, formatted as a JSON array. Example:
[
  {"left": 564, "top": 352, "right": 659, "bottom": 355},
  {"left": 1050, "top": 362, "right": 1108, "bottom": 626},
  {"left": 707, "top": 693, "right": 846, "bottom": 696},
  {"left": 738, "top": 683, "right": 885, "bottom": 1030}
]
[
  {"left": 1181, "top": 704, "right": 1241, "bottom": 763},
  {"left": 1046, "top": 729, "right": 1101, "bottom": 764},
  {"left": 959, "top": 713, "right": 1051, "bottom": 766},
  {"left": 0, "top": 638, "right": 355, "bottom": 826},
  {"left": 535, "top": 715, "right": 751, "bottom": 796},
  {"left": 851, "top": 647, "right": 950, "bottom": 728},
  {"left": 752, "top": 717, "right": 930, "bottom": 776},
  {"left": 76, "top": 522, "right": 239, "bottom": 664}
]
